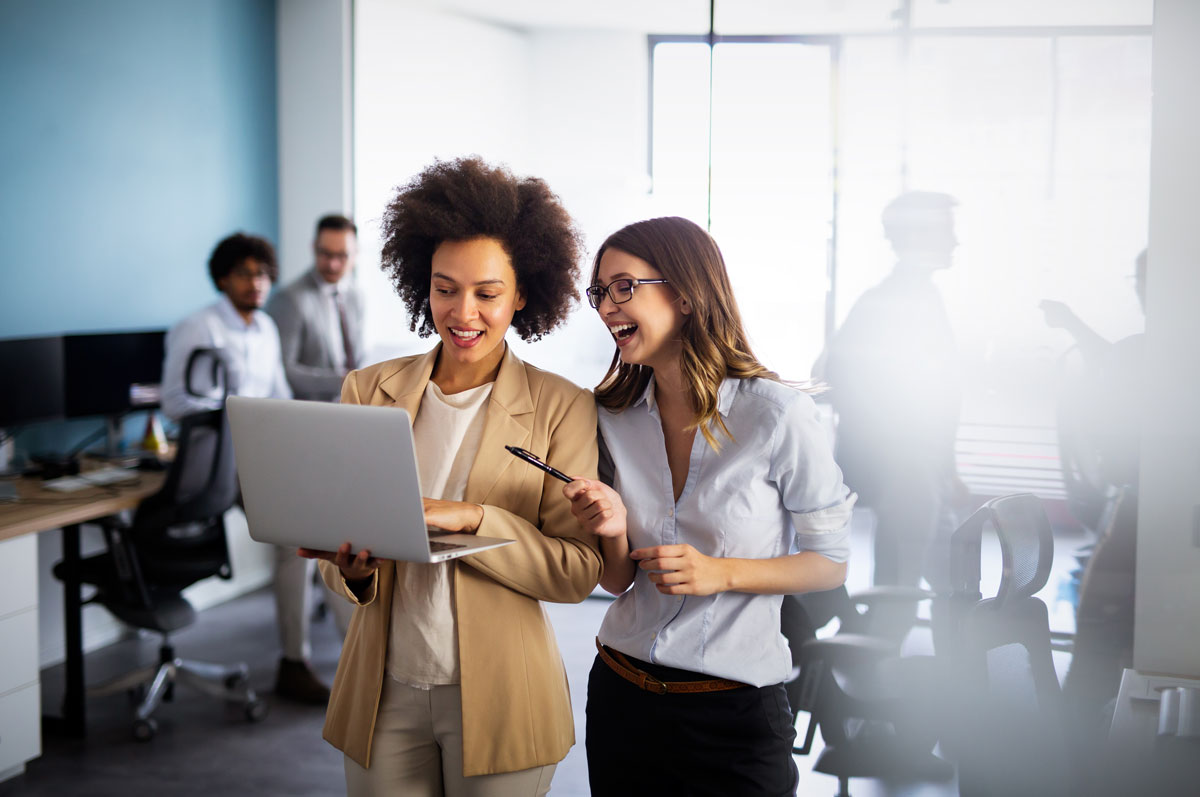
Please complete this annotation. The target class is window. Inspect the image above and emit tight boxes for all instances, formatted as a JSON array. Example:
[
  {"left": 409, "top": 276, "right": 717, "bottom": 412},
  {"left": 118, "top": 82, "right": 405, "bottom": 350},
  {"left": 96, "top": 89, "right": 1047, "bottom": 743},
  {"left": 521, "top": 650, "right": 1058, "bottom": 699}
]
[{"left": 651, "top": 24, "right": 1151, "bottom": 499}]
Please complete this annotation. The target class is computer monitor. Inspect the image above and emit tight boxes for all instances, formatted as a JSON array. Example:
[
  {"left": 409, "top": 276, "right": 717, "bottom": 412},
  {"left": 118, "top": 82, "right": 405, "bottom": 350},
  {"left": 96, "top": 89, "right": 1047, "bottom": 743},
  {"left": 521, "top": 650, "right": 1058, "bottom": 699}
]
[
  {"left": 0, "top": 335, "right": 66, "bottom": 428},
  {"left": 62, "top": 330, "right": 166, "bottom": 418}
]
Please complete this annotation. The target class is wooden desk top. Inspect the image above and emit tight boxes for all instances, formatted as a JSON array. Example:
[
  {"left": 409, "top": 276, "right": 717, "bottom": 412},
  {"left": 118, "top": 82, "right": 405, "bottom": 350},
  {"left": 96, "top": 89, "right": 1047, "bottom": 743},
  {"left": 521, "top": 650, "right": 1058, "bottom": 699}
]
[{"left": 0, "top": 470, "right": 165, "bottom": 541}]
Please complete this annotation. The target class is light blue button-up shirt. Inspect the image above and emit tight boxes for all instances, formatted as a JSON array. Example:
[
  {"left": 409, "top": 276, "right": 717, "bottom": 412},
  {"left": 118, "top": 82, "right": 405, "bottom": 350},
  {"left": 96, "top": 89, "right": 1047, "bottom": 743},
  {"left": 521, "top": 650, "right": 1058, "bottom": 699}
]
[
  {"left": 161, "top": 295, "right": 292, "bottom": 420},
  {"left": 597, "top": 375, "right": 855, "bottom": 687}
]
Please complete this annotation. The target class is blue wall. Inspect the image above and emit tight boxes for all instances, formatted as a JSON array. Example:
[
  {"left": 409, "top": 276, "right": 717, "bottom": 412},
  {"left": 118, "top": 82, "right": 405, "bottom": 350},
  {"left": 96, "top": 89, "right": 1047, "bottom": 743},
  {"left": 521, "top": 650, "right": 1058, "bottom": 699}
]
[
  {"left": 0, "top": 0, "right": 278, "bottom": 339},
  {"left": 0, "top": 0, "right": 277, "bottom": 455}
]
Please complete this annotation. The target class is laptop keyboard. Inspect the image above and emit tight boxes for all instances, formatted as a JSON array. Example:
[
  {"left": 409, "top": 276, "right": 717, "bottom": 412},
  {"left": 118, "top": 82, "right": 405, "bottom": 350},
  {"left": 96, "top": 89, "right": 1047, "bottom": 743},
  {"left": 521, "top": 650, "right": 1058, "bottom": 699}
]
[{"left": 429, "top": 540, "right": 468, "bottom": 553}]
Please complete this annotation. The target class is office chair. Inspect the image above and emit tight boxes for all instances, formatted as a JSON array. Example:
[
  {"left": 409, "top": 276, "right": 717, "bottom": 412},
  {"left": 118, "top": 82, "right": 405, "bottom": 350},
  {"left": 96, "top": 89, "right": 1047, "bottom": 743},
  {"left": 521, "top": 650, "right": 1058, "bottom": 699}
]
[
  {"left": 785, "top": 584, "right": 949, "bottom": 797},
  {"left": 937, "top": 492, "right": 1075, "bottom": 796},
  {"left": 53, "top": 406, "right": 267, "bottom": 741}
]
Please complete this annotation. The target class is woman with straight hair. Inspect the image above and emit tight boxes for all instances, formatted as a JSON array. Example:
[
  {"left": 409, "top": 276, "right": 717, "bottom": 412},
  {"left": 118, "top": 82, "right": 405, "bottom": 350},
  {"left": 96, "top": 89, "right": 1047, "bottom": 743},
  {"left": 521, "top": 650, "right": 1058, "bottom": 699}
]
[
  {"left": 564, "top": 216, "right": 855, "bottom": 796},
  {"left": 300, "top": 157, "right": 601, "bottom": 797}
]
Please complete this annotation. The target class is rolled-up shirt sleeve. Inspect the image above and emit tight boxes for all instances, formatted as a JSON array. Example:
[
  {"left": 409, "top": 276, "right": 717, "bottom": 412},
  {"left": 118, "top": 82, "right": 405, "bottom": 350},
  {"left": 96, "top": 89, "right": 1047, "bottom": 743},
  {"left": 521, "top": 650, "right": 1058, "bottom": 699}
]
[{"left": 770, "top": 395, "right": 856, "bottom": 564}]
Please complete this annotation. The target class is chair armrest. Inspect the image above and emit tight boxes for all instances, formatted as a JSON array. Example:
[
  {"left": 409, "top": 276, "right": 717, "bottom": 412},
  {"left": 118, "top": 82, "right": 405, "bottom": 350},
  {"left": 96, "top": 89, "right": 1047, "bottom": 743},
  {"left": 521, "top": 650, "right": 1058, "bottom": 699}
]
[
  {"left": 799, "top": 633, "right": 899, "bottom": 671},
  {"left": 850, "top": 586, "right": 935, "bottom": 608}
]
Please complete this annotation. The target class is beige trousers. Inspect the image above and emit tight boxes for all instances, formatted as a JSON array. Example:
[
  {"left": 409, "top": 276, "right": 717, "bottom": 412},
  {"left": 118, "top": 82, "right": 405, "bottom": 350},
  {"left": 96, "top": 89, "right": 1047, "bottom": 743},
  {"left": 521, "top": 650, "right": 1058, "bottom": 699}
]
[{"left": 344, "top": 678, "right": 556, "bottom": 797}]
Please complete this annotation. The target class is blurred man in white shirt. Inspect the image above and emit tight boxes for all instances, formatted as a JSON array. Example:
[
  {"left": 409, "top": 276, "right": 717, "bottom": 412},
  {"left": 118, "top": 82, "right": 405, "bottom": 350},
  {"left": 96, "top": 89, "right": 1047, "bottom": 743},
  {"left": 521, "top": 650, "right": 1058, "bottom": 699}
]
[{"left": 161, "top": 232, "right": 331, "bottom": 705}]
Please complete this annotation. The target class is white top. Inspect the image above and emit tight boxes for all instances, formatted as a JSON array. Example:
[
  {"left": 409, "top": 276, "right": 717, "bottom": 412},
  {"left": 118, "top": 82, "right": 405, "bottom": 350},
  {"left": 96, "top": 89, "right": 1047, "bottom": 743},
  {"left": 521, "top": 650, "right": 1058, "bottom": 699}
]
[
  {"left": 160, "top": 295, "right": 292, "bottom": 420},
  {"left": 386, "top": 379, "right": 493, "bottom": 687},
  {"left": 597, "top": 375, "right": 855, "bottom": 687}
]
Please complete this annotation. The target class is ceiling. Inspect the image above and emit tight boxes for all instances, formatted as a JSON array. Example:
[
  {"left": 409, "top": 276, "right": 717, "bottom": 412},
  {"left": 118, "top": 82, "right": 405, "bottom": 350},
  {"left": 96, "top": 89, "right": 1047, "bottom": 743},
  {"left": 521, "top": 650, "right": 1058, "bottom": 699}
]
[
  {"left": 421, "top": 0, "right": 905, "bottom": 35},
  {"left": 417, "top": 0, "right": 1152, "bottom": 35}
]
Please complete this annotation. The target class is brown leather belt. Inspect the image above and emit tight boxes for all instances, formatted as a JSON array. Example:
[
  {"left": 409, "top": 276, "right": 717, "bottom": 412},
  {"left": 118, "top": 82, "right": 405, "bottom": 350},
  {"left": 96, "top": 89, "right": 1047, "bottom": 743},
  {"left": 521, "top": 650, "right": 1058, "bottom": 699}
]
[{"left": 595, "top": 638, "right": 749, "bottom": 695}]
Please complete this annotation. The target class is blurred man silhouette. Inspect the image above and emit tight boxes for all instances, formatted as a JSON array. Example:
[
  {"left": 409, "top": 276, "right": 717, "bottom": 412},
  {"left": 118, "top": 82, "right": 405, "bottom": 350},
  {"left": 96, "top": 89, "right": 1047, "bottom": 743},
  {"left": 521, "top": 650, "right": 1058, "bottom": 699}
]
[
  {"left": 1042, "top": 251, "right": 1146, "bottom": 747},
  {"left": 817, "top": 191, "right": 963, "bottom": 595},
  {"left": 1040, "top": 249, "right": 1146, "bottom": 492}
]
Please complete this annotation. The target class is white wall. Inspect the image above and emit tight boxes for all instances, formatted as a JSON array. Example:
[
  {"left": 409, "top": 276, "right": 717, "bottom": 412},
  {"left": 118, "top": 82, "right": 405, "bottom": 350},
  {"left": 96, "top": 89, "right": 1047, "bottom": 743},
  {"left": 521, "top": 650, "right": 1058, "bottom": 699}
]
[
  {"left": 354, "top": 0, "right": 536, "bottom": 363},
  {"left": 353, "top": 2, "right": 656, "bottom": 388},
  {"left": 277, "top": 0, "right": 354, "bottom": 281},
  {"left": 508, "top": 29, "right": 656, "bottom": 388},
  {"left": 1133, "top": 0, "right": 1200, "bottom": 677}
]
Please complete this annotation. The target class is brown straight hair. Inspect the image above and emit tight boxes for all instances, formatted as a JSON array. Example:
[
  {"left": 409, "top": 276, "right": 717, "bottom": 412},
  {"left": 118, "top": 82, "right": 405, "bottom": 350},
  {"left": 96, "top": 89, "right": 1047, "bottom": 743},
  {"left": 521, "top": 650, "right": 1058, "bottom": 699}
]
[{"left": 591, "top": 216, "right": 781, "bottom": 450}]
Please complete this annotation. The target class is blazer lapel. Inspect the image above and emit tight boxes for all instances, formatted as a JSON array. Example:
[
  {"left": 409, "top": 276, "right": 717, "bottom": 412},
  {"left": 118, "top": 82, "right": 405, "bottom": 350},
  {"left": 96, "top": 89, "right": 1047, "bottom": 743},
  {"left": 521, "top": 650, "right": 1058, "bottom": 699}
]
[
  {"left": 464, "top": 346, "right": 534, "bottom": 505},
  {"left": 377, "top": 345, "right": 439, "bottom": 419}
]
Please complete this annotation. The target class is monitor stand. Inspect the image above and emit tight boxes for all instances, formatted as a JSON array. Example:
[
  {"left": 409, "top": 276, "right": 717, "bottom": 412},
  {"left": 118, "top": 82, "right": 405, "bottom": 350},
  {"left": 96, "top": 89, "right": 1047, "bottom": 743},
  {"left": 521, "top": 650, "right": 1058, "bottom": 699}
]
[
  {"left": 0, "top": 428, "right": 19, "bottom": 478},
  {"left": 98, "top": 415, "right": 139, "bottom": 467}
]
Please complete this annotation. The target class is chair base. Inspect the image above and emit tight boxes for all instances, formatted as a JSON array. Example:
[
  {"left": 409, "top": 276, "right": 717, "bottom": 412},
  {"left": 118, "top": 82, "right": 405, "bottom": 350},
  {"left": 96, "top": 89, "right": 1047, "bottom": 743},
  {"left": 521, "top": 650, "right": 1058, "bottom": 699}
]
[
  {"left": 87, "top": 645, "right": 267, "bottom": 741},
  {"left": 812, "top": 740, "right": 955, "bottom": 797}
]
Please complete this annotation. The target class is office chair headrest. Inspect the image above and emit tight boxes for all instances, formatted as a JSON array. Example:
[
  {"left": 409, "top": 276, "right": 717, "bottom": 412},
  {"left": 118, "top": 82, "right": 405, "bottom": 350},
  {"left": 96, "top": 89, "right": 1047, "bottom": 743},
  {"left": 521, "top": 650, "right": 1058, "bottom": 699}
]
[{"left": 949, "top": 493, "right": 1054, "bottom": 607}]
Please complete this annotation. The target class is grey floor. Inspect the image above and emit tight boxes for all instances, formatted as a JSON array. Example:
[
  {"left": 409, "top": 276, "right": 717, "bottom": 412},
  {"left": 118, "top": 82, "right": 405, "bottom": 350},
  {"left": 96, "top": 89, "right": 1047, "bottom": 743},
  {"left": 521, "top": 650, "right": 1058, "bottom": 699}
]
[{"left": 0, "top": 513, "right": 1086, "bottom": 797}]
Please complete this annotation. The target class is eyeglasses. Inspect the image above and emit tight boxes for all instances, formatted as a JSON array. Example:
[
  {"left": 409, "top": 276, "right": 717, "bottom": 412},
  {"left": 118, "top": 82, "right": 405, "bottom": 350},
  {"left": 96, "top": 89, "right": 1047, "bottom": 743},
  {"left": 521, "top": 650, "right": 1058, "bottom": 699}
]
[
  {"left": 316, "top": 247, "right": 350, "bottom": 262},
  {"left": 229, "top": 266, "right": 271, "bottom": 282},
  {"left": 585, "top": 277, "right": 670, "bottom": 309}
]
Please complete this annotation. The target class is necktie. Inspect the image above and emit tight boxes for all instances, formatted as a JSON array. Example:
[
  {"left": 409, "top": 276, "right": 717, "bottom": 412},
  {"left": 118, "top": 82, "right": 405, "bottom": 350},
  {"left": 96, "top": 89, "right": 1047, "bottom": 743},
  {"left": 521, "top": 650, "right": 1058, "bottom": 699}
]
[{"left": 333, "top": 288, "right": 357, "bottom": 370}]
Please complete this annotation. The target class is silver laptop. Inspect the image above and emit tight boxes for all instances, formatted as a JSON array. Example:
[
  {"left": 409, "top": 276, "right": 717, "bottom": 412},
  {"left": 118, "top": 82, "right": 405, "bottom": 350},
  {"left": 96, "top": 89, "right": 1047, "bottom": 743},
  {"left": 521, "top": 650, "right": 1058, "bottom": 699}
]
[{"left": 226, "top": 396, "right": 514, "bottom": 563}]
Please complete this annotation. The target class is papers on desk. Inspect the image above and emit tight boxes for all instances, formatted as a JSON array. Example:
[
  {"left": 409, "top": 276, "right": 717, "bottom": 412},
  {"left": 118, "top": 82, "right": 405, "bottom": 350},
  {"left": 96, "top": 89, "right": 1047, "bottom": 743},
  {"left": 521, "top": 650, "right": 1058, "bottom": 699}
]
[{"left": 42, "top": 467, "right": 140, "bottom": 492}]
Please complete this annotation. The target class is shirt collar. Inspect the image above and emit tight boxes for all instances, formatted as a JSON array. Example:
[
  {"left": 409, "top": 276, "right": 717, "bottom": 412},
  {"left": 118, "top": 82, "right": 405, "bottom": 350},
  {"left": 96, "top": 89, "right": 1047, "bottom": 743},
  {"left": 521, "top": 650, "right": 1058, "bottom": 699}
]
[
  {"left": 633, "top": 373, "right": 657, "bottom": 413},
  {"left": 216, "top": 293, "right": 262, "bottom": 331},
  {"left": 716, "top": 377, "right": 738, "bottom": 418},
  {"left": 307, "top": 267, "right": 346, "bottom": 297},
  {"left": 632, "top": 373, "right": 739, "bottom": 419}
]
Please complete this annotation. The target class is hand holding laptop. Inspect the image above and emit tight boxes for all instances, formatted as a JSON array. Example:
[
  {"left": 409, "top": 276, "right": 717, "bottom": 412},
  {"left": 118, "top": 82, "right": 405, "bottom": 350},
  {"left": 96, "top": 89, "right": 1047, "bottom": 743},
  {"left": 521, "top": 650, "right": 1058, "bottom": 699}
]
[
  {"left": 296, "top": 497, "right": 486, "bottom": 578},
  {"left": 298, "top": 542, "right": 380, "bottom": 582},
  {"left": 227, "top": 397, "right": 514, "bottom": 564}
]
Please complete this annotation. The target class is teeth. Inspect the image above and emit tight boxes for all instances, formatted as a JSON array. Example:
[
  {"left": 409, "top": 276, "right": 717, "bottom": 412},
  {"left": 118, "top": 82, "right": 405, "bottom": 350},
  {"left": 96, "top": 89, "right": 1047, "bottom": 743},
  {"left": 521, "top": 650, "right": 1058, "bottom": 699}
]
[
  {"left": 610, "top": 323, "right": 637, "bottom": 338},
  {"left": 451, "top": 329, "right": 482, "bottom": 339}
]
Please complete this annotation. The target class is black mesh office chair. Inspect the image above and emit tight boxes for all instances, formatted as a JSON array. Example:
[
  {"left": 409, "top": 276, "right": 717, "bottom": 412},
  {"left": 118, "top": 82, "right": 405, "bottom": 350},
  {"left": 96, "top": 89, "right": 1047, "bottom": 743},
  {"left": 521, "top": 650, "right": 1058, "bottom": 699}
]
[
  {"left": 53, "top": 407, "right": 266, "bottom": 740},
  {"left": 788, "top": 493, "right": 1076, "bottom": 796},
  {"left": 786, "top": 584, "right": 949, "bottom": 797},
  {"left": 937, "top": 492, "right": 1075, "bottom": 796}
]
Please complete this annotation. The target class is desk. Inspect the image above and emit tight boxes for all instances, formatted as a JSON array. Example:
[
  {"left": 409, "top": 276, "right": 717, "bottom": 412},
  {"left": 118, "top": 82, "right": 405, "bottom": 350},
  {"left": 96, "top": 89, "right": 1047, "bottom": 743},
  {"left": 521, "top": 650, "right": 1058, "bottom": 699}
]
[{"left": 0, "top": 471, "right": 164, "bottom": 742}]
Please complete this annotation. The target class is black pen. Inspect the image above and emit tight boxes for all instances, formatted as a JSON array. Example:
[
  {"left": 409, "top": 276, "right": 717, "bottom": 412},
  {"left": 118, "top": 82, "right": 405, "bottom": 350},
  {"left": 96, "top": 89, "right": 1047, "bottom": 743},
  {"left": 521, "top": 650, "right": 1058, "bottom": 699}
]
[{"left": 505, "top": 445, "right": 573, "bottom": 483}]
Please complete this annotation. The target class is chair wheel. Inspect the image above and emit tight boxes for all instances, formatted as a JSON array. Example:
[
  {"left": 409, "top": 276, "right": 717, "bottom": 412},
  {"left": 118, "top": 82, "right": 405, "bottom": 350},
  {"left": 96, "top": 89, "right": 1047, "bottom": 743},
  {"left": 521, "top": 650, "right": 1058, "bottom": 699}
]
[
  {"left": 133, "top": 717, "right": 158, "bottom": 742},
  {"left": 245, "top": 699, "right": 268, "bottom": 723}
]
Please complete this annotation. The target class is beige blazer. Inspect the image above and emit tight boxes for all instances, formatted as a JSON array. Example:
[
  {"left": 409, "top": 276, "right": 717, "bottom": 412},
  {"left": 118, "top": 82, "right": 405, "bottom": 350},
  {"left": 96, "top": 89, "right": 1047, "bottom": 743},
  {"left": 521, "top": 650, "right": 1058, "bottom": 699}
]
[{"left": 318, "top": 344, "right": 602, "bottom": 776}]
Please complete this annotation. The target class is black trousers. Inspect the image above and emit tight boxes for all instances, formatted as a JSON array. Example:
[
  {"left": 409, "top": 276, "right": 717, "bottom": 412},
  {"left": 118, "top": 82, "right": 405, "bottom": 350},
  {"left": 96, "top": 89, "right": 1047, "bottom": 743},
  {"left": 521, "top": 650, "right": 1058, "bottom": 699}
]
[{"left": 586, "top": 652, "right": 799, "bottom": 797}]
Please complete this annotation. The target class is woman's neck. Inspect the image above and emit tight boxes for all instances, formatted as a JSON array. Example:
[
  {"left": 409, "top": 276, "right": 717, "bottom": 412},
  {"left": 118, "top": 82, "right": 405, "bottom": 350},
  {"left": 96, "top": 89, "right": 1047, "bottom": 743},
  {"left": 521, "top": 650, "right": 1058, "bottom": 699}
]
[
  {"left": 651, "top": 360, "right": 691, "bottom": 415},
  {"left": 432, "top": 343, "right": 504, "bottom": 394}
]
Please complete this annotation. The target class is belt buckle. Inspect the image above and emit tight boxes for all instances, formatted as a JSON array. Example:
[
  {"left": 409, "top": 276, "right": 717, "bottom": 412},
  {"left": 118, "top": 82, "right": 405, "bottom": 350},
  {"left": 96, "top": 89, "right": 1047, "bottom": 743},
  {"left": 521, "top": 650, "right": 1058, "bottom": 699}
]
[{"left": 643, "top": 674, "right": 668, "bottom": 695}]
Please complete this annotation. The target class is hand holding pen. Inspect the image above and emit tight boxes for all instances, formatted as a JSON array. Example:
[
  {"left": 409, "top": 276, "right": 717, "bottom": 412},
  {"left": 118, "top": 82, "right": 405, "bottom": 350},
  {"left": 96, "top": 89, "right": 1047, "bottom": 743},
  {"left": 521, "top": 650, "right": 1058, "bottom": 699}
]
[
  {"left": 504, "top": 444, "right": 627, "bottom": 539},
  {"left": 504, "top": 445, "right": 572, "bottom": 483}
]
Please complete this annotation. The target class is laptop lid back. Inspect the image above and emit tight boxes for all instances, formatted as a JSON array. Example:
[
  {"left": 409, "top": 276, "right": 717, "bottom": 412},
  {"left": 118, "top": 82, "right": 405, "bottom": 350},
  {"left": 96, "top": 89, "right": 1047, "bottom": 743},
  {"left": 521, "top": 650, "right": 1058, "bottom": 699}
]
[{"left": 227, "top": 396, "right": 434, "bottom": 562}]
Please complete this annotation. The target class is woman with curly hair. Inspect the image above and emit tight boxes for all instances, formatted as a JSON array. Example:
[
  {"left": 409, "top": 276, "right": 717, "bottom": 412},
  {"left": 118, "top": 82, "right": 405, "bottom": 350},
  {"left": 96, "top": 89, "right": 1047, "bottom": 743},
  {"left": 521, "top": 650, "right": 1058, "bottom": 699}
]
[
  {"left": 300, "top": 157, "right": 601, "bottom": 796},
  {"left": 564, "top": 217, "right": 855, "bottom": 796}
]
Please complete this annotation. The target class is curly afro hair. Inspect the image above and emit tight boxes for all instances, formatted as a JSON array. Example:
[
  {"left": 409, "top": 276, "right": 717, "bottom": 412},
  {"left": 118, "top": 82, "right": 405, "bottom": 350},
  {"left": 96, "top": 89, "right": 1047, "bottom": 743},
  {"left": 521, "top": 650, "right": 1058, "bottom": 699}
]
[
  {"left": 379, "top": 157, "right": 584, "bottom": 341},
  {"left": 207, "top": 232, "right": 278, "bottom": 289}
]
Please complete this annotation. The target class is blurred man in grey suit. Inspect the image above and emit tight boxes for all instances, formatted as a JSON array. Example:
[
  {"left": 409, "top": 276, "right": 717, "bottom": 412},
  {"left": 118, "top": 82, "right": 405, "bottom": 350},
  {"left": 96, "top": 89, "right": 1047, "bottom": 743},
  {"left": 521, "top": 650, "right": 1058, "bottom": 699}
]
[{"left": 267, "top": 214, "right": 365, "bottom": 401}]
